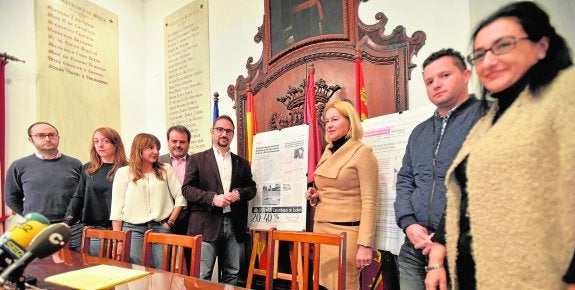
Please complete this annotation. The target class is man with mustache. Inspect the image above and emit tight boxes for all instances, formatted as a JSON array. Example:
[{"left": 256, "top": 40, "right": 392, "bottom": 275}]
[
  {"left": 159, "top": 125, "right": 192, "bottom": 235},
  {"left": 182, "top": 115, "right": 256, "bottom": 285}
]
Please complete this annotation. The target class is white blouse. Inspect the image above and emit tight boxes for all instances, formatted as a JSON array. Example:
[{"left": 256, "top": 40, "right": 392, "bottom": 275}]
[{"left": 110, "top": 164, "right": 186, "bottom": 224}]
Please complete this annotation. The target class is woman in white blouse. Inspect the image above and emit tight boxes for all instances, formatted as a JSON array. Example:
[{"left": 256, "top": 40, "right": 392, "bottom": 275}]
[{"left": 111, "top": 133, "right": 186, "bottom": 267}]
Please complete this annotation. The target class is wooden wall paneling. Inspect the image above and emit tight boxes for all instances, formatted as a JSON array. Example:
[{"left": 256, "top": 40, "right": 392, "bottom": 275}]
[{"left": 228, "top": 0, "right": 426, "bottom": 158}]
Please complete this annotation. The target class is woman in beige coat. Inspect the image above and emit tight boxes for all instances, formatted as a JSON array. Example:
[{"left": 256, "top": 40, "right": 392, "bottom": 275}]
[
  {"left": 424, "top": 2, "right": 575, "bottom": 289},
  {"left": 306, "top": 100, "right": 379, "bottom": 289}
]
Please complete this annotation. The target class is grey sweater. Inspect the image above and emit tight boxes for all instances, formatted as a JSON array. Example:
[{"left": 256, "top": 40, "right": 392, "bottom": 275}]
[{"left": 4, "top": 154, "right": 82, "bottom": 222}]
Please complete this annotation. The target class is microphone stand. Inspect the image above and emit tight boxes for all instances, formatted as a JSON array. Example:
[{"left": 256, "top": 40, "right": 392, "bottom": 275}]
[
  {"left": 3, "top": 267, "right": 37, "bottom": 290},
  {"left": 13, "top": 267, "right": 25, "bottom": 290}
]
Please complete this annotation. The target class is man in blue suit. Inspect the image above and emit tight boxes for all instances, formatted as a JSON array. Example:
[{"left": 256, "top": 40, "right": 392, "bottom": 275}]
[{"left": 182, "top": 115, "right": 256, "bottom": 285}]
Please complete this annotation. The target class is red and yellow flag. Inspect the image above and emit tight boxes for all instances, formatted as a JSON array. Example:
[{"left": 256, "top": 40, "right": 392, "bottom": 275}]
[
  {"left": 246, "top": 86, "right": 258, "bottom": 163},
  {"left": 355, "top": 53, "right": 369, "bottom": 121}
]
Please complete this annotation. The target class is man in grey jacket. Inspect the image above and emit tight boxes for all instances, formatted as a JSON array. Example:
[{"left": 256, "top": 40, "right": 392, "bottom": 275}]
[{"left": 394, "top": 48, "right": 484, "bottom": 289}]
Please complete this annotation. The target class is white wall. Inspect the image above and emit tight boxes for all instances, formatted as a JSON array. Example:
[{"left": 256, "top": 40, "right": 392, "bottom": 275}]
[
  {"left": 358, "top": 0, "right": 471, "bottom": 110},
  {"left": 1, "top": 0, "right": 574, "bottom": 164},
  {"left": 1, "top": 0, "right": 39, "bottom": 162}
]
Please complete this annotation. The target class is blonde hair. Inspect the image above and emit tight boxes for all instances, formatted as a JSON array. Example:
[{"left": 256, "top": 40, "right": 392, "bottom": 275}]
[{"left": 322, "top": 100, "right": 363, "bottom": 143}]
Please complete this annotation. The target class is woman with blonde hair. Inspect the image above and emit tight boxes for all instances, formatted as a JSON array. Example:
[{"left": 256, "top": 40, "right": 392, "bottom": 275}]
[
  {"left": 111, "top": 133, "right": 186, "bottom": 267},
  {"left": 305, "top": 100, "right": 379, "bottom": 289}
]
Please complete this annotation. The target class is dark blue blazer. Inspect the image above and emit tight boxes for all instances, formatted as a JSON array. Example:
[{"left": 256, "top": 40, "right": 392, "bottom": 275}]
[{"left": 182, "top": 148, "right": 256, "bottom": 242}]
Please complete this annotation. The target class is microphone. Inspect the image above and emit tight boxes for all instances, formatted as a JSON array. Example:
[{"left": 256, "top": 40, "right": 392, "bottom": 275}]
[
  {"left": 16, "top": 213, "right": 50, "bottom": 226},
  {"left": 0, "top": 213, "right": 50, "bottom": 270},
  {"left": 1, "top": 213, "right": 50, "bottom": 241},
  {"left": 1, "top": 213, "right": 50, "bottom": 244},
  {"left": 0, "top": 224, "right": 71, "bottom": 285}
]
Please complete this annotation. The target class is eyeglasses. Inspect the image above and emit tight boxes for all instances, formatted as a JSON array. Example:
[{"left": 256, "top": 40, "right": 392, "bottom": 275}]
[
  {"left": 467, "top": 36, "right": 530, "bottom": 65},
  {"left": 31, "top": 133, "right": 59, "bottom": 139},
  {"left": 213, "top": 127, "right": 234, "bottom": 135}
]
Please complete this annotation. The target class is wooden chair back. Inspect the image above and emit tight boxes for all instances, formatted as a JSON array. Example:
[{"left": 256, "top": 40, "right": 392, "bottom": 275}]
[
  {"left": 81, "top": 227, "right": 132, "bottom": 263},
  {"left": 142, "top": 229, "right": 202, "bottom": 277},
  {"left": 246, "top": 228, "right": 275, "bottom": 289},
  {"left": 265, "top": 229, "right": 346, "bottom": 290}
]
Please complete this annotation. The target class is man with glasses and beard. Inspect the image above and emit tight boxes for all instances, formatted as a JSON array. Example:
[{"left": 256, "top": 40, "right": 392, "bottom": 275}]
[
  {"left": 4, "top": 122, "right": 83, "bottom": 249},
  {"left": 182, "top": 115, "right": 256, "bottom": 285}
]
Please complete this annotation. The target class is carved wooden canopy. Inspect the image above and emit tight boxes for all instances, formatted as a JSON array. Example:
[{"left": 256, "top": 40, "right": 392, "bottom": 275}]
[{"left": 228, "top": 0, "right": 426, "bottom": 158}]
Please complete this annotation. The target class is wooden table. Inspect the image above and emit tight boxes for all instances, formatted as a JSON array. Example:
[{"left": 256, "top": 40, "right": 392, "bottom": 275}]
[{"left": 18, "top": 251, "right": 246, "bottom": 290}]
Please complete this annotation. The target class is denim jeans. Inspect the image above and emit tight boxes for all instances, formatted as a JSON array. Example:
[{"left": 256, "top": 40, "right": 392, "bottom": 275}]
[
  {"left": 199, "top": 216, "right": 242, "bottom": 285},
  {"left": 398, "top": 238, "right": 427, "bottom": 290},
  {"left": 89, "top": 238, "right": 103, "bottom": 256},
  {"left": 122, "top": 221, "right": 171, "bottom": 268}
]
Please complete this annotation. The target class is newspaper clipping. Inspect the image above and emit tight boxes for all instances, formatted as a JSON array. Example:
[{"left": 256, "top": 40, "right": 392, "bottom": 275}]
[
  {"left": 362, "top": 105, "right": 435, "bottom": 254},
  {"left": 249, "top": 125, "right": 309, "bottom": 231}
]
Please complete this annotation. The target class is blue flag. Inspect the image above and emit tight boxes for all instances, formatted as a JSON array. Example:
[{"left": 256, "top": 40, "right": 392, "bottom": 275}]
[{"left": 213, "top": 96, "right": 219, "bottom": 122}]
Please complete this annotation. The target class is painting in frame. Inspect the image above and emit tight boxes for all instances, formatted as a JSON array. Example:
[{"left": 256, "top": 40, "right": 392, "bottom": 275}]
[{"left": 265, "top": 0, "right": 351, "bottom": 65}]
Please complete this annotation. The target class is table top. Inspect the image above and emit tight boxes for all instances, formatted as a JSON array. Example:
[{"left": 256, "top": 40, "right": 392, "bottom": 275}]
[{"left": 18, "top": 251, "right": 245, "bottom": 290}]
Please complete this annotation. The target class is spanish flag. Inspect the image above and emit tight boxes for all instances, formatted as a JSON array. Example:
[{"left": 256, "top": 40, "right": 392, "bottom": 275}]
[
  {"left": 355, "top": 49, "right": 369, "bottom": 121},
  {"left": 246, "top": 84, "right": 258, "bottom": 163}
]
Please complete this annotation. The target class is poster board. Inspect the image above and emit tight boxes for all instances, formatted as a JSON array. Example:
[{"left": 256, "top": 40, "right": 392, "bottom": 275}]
[
  {"left": 362, "top": 105, "right": 435, "bottom": 255},
  {"left": 248, "top": 125, "right": 309, "bottom": 231}
]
